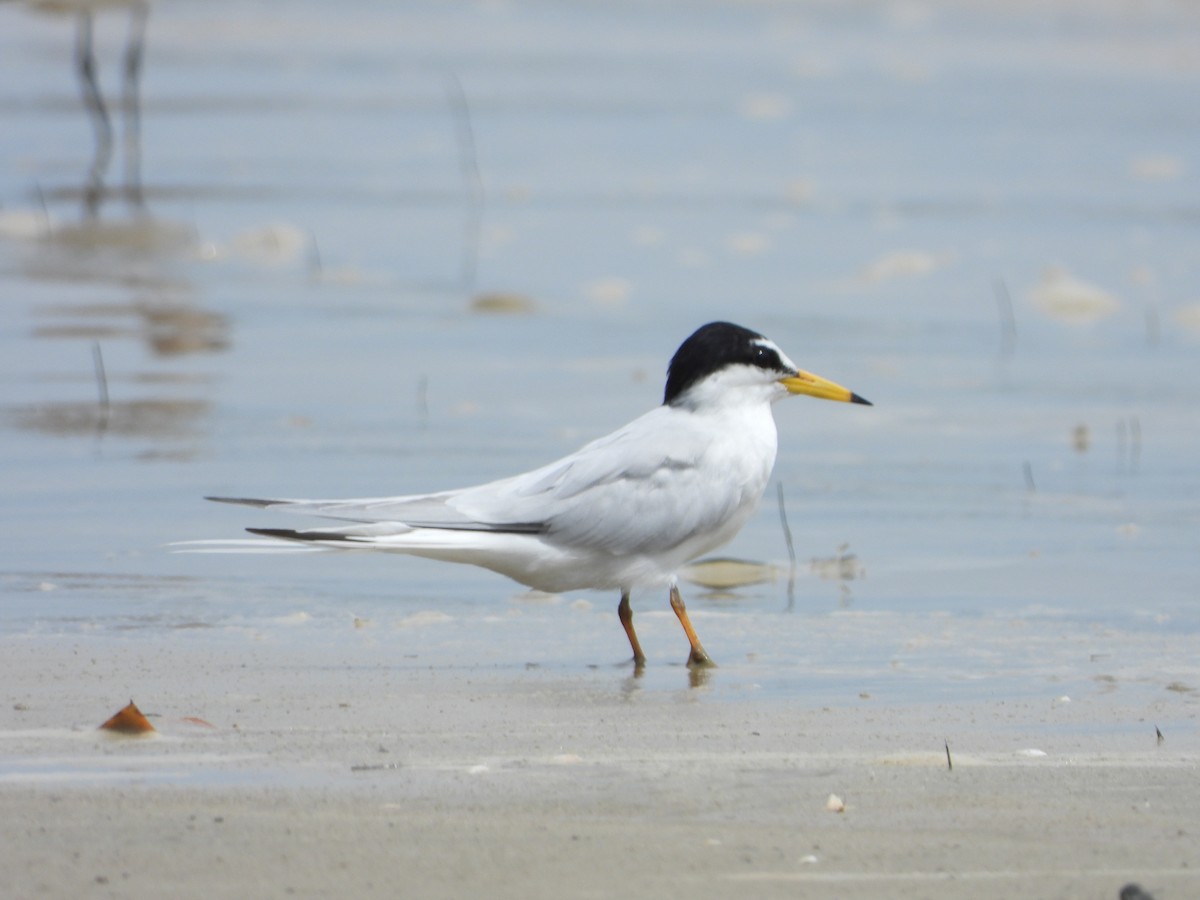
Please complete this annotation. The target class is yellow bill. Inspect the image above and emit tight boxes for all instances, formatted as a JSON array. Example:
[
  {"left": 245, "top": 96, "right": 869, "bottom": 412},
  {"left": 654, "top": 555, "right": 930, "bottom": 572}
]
[{"left": 779, "top": 370, "right": 872, "bottom": 405}]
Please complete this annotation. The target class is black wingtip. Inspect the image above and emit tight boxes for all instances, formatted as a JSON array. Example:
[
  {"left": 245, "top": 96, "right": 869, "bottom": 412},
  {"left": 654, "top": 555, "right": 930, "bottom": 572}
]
[
  {"left": 247, "top": 527, "right": 361, "bottom": 543},
  {"left": 207, "top": 496, "right": 275, "bottom": 508},
  {"left": 246, "top": 527, "right": 298, "bottom": 538},
  {"left": 850, "top": 393, "right": 873, "bottom": 406}
]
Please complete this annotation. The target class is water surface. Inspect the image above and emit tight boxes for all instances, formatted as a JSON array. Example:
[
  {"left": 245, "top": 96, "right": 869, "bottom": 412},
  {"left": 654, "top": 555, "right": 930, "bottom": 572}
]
[{"left": 2, "top": 0, "right": 1198, "bottom": 709}]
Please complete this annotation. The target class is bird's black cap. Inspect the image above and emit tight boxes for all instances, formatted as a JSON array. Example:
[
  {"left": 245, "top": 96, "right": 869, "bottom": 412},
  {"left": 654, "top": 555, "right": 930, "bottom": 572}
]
[{"left": 664, "top": 322, "right": 782, "bottom": 405}]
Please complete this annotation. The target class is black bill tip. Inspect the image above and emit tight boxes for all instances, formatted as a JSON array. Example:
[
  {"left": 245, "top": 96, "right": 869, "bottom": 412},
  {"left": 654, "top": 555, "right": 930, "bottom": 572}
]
[{"left": 850, "top": 393, "right": 873, "bottom": 406}]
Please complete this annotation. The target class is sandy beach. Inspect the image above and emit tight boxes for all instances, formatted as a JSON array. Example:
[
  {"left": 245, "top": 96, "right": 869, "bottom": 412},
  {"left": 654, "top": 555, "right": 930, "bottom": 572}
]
[{"left": 3, "top": 633, "right": 1197, "bottom": 899}]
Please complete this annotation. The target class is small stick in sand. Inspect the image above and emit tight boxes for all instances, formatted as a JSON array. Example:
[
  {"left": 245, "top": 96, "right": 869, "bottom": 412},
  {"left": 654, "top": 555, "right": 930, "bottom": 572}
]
[{"left": 944, "top": 739, "right": 953, "bottom": 771}]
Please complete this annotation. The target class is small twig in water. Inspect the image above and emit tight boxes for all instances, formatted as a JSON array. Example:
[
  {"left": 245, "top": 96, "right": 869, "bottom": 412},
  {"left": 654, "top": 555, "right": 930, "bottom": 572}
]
[
  {"left": 776, "top": 482, "right": 797, "bottom": 610},
  {"left": 92, "top": 341, "right": 110, "bottom": 440},
  {"left": 33, "top": 181, "right": 51, "bottom": 236},
  {"left": 1115, "top": 415, "right": 1143, "bottom": 474},
  {"left": 446, "top": 72, "right": 483, "bottom": 295},
  {"left": 1022, "top": 461, "right": 1035, "bottom": 492},
  {"left": 416, "top": 375, "right": 429, "bottom": 429},
  {"left": 1155, "top": 725, "right": 1164, "bottom": 746},
  {"left": 306, "top": 230, "right": 323, "bottom": 281}
]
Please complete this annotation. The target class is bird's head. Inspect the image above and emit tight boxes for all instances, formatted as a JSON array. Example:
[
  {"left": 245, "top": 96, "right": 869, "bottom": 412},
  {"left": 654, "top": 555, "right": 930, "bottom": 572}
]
[{"left": 664, "top": 321, "right": 872, "bottom": 410}]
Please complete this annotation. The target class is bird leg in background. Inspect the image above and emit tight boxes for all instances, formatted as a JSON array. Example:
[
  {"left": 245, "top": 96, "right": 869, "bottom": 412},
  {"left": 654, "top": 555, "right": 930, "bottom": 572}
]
[
  {"left": 617, "top": 590, "right": 647, "bottom": 668},
  {"left": 121, "top": 1, "right": 150, "bottom": 208},
  {"left": 74, "top": 11, "right": 113, "bottom": 218},
  {"left": 669, "top": 584, "right": 715, "bottom": 668}
]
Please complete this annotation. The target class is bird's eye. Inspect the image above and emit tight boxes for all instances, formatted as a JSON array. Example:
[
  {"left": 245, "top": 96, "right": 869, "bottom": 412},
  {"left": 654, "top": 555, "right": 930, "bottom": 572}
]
[{"left": 752, "top": 346, "right": 777, "bottom": 369}]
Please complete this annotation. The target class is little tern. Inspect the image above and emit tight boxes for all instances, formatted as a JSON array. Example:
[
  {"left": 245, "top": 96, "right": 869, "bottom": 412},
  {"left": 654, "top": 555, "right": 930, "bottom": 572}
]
[{"left": 204, "top": 321, "right": 871, "bottom": 667}]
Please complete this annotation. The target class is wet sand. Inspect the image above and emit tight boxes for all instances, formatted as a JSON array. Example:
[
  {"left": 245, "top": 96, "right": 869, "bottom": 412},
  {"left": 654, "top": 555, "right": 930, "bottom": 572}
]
[{"left": 2, "top": 638, "right": 1197, "bottom": 899}]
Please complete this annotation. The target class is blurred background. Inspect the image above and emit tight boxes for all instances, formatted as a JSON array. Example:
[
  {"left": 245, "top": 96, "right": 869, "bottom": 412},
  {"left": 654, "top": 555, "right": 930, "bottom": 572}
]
[{"left": 1, "top": 0, "right": 1197, "bottom": 699}]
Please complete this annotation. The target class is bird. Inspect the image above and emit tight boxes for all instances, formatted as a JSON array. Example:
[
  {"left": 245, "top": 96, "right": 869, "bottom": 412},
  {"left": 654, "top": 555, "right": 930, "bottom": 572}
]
[
  {"left": 201, "top": 321, "right": 871, "bottom": 668},
  {"left": 14, "top": 0, "right": 151, "bottom": 216}
]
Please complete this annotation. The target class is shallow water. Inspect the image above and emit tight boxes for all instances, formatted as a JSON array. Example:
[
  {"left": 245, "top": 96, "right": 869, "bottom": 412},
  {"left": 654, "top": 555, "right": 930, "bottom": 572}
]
[{"left": 2, "top": 0, "right": 1199, "bottom": 710}]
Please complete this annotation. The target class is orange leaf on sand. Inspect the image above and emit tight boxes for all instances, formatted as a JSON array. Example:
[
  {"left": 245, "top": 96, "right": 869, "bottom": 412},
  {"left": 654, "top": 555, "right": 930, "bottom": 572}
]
[
  {"left": 98, "top": 700, "right": 156, "bottom": 735},
  {"left": 181, "top": 716, "right": 216, "bottom": 729}
]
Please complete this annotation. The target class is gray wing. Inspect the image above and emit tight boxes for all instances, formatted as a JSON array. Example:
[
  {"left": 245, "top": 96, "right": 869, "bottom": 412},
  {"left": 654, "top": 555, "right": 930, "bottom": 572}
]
[
  {"left": 498, "top": 407, "right": 760, "bottom": 555},
  {"left": 209, "top": 404, "right": 759, "bottom": 554}
]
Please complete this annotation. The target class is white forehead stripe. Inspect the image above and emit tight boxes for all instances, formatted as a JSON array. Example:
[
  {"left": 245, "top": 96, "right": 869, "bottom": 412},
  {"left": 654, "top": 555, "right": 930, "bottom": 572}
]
[{"left": 753, "top": 337, "right": 797, "bottom": 372}]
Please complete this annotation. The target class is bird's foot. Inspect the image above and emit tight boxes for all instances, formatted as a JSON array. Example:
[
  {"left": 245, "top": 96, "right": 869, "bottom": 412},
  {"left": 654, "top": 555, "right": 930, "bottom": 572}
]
[
  {"left": 618, "top": 654, "right": 646, "bottom": 675},
  {"left": 686, "top": 647, "right": 716, "bottom": 668}
]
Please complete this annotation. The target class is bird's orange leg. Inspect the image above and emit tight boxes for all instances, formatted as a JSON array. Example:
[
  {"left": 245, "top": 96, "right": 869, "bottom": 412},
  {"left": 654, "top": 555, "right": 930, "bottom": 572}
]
[
  {"left": 669, "top": 584, "right": 715, "bottom": 668},
  {"left": 617, "top": 590, "right": 647, "bottom": 669}
]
